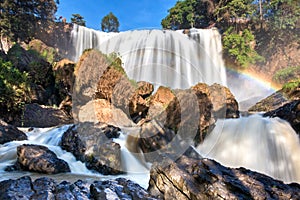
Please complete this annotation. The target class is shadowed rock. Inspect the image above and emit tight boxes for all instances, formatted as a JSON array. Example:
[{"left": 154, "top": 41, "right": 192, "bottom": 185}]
[
  {"left": 148, "top": 156, "right": 300, "bottom": 199},
  {"left": 0, "top": 119, "right": 27, "bottom": 144}
]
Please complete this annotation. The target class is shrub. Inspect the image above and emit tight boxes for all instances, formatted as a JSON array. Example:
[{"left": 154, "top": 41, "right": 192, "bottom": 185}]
[
  {"left": 223, "top": 27, "right": 264, "bottom": 68},
  {"left": 273, "top": 65, "right": 300, "bottom": 84},
  {"left": 0, "top": 59, "right": 30, "bottom": 113}
]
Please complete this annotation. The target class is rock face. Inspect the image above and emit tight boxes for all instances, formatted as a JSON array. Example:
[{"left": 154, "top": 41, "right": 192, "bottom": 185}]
[
  {"left": 14, "top": 103, "right": 73, "bottom": 127},
  {"left": 0, "top": 119, "right": 27, "bottom": 144},
  {"left": 0, "top": 176, "right": 157, "bottom": 200},
  {"left": 148, "top": 156, "right": 300, "bottom": 199},
  {"left": 60, "top": 123, "right": 123, "bottom": 175},
  {"left": 53, "top": 58, "right": 75, "bottom": 113},
  {"left": 12, "top": 144, "right": 70, "bottom": 174},
  {"left": 264, "top": 100, "right": 300, "bottom": 135},
  {"left": 192, "top": 83, "right": 239, "bottom": 118}
]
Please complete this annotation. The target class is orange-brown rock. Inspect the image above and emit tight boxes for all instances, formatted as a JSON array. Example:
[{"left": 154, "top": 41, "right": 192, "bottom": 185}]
[{"left": 192, "top": 83, "right": 239, "bottom": 118}]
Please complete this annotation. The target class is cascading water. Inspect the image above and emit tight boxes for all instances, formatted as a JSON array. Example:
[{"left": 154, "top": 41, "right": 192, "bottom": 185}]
[
  {"left": 197, "top": 115, "right": 300, "bottom": 183},
  {"left": 0, "top": 126, "right": 150, "bottom": 188},
  {"left": 69, "top": 24, "right": 227, "bottom": 88}
]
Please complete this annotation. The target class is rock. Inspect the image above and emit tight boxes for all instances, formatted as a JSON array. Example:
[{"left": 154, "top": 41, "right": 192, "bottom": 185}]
[
  {"left": 60, "top": 125, "right": 86, "bottom": 161},
  {"left": 7, "top": 44, "right": 57, "bottom": 106},
  {"left": 14, "top": 103, "right": 73, "bottom": 127},
  {"left": 93, "top": 99, "right": 136, "bottom": 127},
  {"left": 148, "top": 156, "right": 300, "bottom": 199},
  {"left": 95, "top": 64, "right": 154, "bottom": 123},
  {"left": 146, "top": 86, "right": 175, "bottom": 121},
  {"left": 192, "top": 83, "right": 239, "bottom": 118},
  {"left": 0, "top": 119, "right": 27, "bottom": 144},
  {"left": 90, "top": 178, "right": 157, "bottom": 200},
  {"left": 249, "top": 90, "right": 289, "bottom": 112},
  {"left": 0, "top": 176, "right": 34, "bottom": 200},
  {"left": 31, "top": 177, "right": 57, "bottom": 200},
  {"left": 264, "top": 100, "right": 300, "bottom": 135},
  {"left": 14, "top": 144, "right": 70, "bottom": 174},
  {"left": 249, "top": 82, "right": 300, "bottom": 113},
  {"left": 60, "top": 123, "right": 123, "bottom": 175},
  {"left": 28, "top": 39, "right": 60, "bottom": 64},
  {"left": 53, "top": 59, "right": 75, "bottom": 113},
  {"left": 0, "top": 176, "right": 157, "bottom": 200}
]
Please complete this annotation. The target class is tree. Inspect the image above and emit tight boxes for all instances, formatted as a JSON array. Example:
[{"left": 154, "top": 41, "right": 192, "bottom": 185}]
[
  {"left": 71, "top": 14, "right": 86, "bottom": 26},
  {"left": 161, "top": 0, "right": 216, "bottom": 29},
  {"left": 101, "top": 12, "right": 120, "bottom": 32},
  {"left": 0, "top": 0, "right": 58, "bottom": 42}
]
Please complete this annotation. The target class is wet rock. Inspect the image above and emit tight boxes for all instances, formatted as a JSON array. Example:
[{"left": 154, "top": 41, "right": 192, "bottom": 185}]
[
  {"left": 60, "top": 125, "right": 86, "bottom": 161},
  {"left": 15, "top": 144, "right": 70, "bottom": 174},
  {"left": 0, "top": 176, "right": 34, "bottom": 200},
  {"left": 148, "top": 156, "right": 300, "bottom": 199},
  {"left": 0, "top": 119, "right": 27, "bottom": 144},
  {"left": 0, "top": 176, "right": 156, "bottom": 200},
  {"left": 31, "top": 177, "right": 56, "bottom": 200},
  {"left": 264, "top": 100, "right": 300, "bottom": 135},
  {"left": 60, "top": 123, "right": 123, "bottom": 175},
  {"left": 192, "top": 83, "right": 239, "bottom": 118},
  {"left": 14, "top": 103, "right": 73, "bottom": 127},
  {"left": 91, "top": 178, "right": 157, "bottom": 200}
]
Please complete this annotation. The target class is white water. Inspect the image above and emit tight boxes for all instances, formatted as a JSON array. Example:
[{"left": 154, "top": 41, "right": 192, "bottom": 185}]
[
  {"left": 70, "top": 24, "right": 227, "bottom": 88},
  {"left": 0, "top": 125, "right": 150, "bottom": 188},
  {"left": 197, "top": 115, "right": 300, "bottom": 183}
]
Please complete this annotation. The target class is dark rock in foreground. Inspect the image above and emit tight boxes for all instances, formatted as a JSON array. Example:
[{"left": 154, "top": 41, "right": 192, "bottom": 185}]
[
  {"left": 60, "top": 123, "right": 123, "bottom": 175},
  {"left": 8, "top": 144, "right": 70, "bottom": 174},
  {"left": 264, "top": 100, "right": 300, "bottom": 135},
  {"left": 0, "top": 176, "right": 157, "bottom": 200},
  {"left": 148, "top": 156, "right": 300, "bottom": 199},
  {"left": 0, "top": 119, "right": 27, "bottom": 144}
]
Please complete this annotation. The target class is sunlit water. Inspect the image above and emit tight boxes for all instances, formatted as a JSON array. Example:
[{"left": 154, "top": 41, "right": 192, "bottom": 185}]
[
  {"left": 0, "top": 126, "right": 150, "bottom": 188},
  {"left": 197, "top": 114, "right": 300, "bottom": 183}
]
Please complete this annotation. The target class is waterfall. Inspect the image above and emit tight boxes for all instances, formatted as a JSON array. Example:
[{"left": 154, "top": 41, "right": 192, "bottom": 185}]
[
  {"left": 69, "top": 24, "right": 227, "bottom": 88},
  {"left": 197, "top": 114, "right": 300, "bottom": 183}
]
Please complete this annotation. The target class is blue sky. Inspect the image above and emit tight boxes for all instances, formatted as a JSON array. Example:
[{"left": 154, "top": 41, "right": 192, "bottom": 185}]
[{"left": 56, "top": 0, "right": 177, "bottom": 31}]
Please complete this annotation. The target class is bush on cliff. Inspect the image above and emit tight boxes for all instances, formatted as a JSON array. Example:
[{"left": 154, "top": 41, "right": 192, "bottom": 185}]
[{"left": 0, "top": 59, "right": 30, "bottom": 118}]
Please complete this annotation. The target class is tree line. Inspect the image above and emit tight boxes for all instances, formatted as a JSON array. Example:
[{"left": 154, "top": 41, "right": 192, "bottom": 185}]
[
  {"left": 162, "top": 0, "right": 300, "bottom": 68},
  {"left": 0, "top": 0, "right": 120, "bottom": 45}
]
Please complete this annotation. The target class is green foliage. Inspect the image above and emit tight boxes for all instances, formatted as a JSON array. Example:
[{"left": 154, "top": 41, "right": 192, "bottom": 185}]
[
  {"left": 161, "top": 0, "right": 215, "bottom": 29},
  {"left": 0, "top": 59, "right": 30, "bottom": 113},
  {"left": 282, "top": 80, "right": 300, "bottom": 93},
  {"left": 101, "top": 12, "right": 120, "bottom": 32},
  {"left": 0, "top": 0, "right": 58, "bottom": 42},
  {"left": 71, "top": 14, "right": 86, "bottom": 27},
  {"left": 223, "top": 27, "right": 264, "bottom": 67},
  {"left": 273, "top": 66, "right": 300, "bottom": 84}
]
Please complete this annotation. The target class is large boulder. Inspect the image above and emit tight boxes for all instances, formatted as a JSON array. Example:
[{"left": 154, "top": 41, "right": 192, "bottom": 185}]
[
  {"left": 0, "top": 176, "right": 157, "bottom": 200},
  {"left": 13, "top": 144, "right": 70, "bottom": 174},
  {"left": 0, "top": 119, "right": 27, "bottom": 144},
  {"left": 148, "top": 156, "right": 300, "bottom": 199},
  {"left": 14, "top": 103, "right": 73, "bottom": 128},
  {"left": 60, "top": 123, "right": 123, "bottom": 175},
  {"left": 192, "top": 83, "right": 239, "bottom": 118}
]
